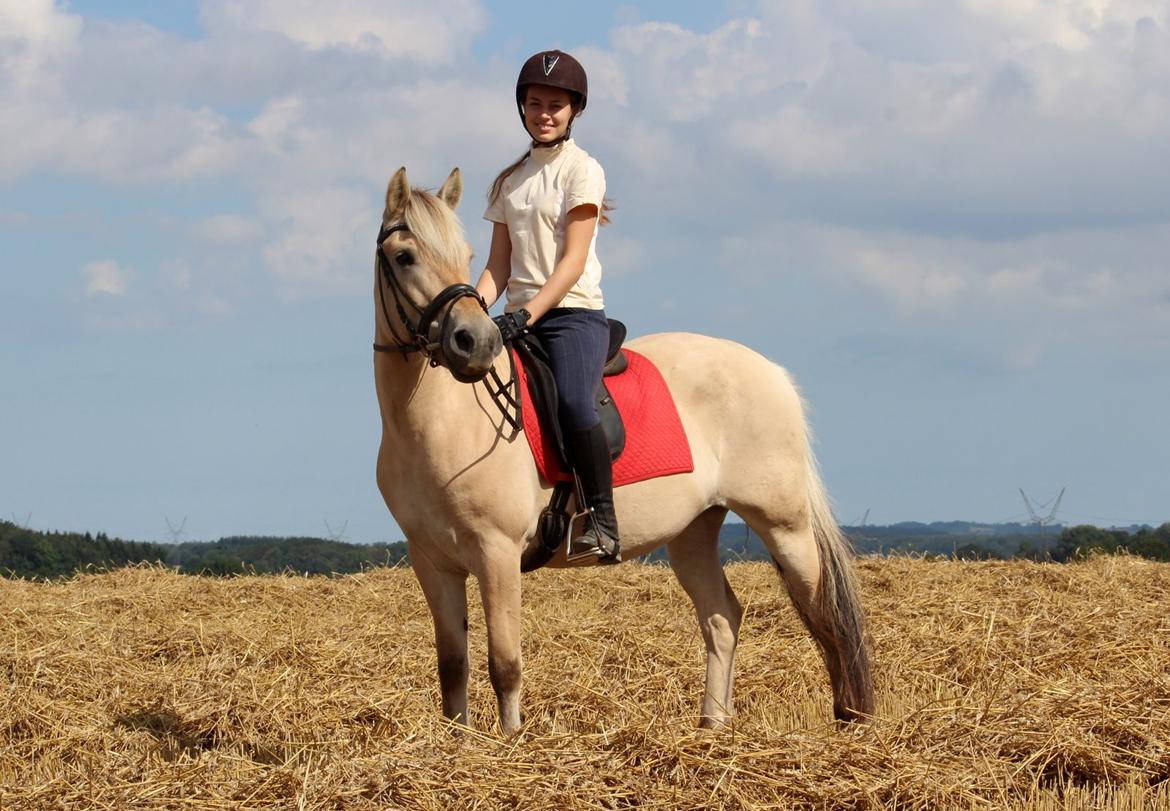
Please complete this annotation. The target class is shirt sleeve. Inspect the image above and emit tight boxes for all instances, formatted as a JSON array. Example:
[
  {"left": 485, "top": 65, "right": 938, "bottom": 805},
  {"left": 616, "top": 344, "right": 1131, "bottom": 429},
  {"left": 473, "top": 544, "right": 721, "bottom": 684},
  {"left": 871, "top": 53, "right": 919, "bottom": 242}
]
[
  {"left": 564, "top": 156, "right": 605, "bottom": 212},
  {"left": 484, "top": 191, "right": 506, "bottom": 224}
]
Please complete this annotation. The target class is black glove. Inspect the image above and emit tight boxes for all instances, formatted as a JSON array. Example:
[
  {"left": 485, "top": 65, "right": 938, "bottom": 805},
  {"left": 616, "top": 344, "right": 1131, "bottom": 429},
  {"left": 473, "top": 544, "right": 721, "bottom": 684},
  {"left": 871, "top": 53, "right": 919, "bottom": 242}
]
[{"left": 493, "top": 308, "right": 531, "bottom": 343}]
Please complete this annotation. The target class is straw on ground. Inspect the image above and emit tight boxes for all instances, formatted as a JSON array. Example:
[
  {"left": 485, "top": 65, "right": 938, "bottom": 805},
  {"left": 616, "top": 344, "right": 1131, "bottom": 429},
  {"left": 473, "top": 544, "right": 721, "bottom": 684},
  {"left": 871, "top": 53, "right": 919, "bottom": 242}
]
[{"left": 2, "top": 555, "right": 1168, "bottom": 809}]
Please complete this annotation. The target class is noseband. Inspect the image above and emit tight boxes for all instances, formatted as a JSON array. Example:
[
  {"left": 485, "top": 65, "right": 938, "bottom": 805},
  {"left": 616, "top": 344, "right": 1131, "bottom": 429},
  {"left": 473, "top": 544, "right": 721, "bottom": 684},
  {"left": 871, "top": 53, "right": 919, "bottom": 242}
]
[{"left": 372, "top": 222, "right": 486, "bottom": 364}]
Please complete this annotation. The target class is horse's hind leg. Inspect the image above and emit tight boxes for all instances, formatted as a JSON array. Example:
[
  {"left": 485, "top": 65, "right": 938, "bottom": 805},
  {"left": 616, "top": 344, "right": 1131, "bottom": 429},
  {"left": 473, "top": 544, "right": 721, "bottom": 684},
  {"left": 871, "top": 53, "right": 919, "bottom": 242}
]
[
  {"left": 667, "top": 507, "right": 742, "bottom": 729},
  {"left": 411, "top": 549, "right": 470, "bottom": 726},
  {"left": 742, "top": 512, "right": 873, "bottom": 721}
]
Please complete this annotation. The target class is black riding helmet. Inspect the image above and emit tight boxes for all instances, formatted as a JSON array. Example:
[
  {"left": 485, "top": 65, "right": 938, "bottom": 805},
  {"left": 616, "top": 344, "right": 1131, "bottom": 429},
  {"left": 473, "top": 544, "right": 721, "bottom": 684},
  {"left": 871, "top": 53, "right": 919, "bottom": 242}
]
[{"left": 515, "top": 50, "right": 588, "bottom": 144}]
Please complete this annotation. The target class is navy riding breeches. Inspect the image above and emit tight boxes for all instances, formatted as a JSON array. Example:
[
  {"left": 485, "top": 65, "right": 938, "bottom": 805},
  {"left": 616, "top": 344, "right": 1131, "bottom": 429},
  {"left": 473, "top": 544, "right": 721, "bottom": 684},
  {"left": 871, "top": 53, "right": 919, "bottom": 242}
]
[{"left": 530, "top": 307, "right": 609, "bottom": 432}]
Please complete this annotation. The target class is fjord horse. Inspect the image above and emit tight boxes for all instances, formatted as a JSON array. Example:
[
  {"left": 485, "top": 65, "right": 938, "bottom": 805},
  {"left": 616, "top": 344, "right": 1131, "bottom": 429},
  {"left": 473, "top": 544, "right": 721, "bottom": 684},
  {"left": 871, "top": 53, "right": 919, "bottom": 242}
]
[{"left": 373, "top": 167, "right": 873, "bottom": 734}]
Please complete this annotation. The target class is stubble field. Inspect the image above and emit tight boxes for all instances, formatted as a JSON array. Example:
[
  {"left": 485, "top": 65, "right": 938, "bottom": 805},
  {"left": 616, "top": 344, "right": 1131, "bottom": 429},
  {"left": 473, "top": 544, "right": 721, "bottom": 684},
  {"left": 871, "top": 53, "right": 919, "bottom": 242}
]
[{"left": 2, "top": 555, "right": 1168, "bottom": 809}]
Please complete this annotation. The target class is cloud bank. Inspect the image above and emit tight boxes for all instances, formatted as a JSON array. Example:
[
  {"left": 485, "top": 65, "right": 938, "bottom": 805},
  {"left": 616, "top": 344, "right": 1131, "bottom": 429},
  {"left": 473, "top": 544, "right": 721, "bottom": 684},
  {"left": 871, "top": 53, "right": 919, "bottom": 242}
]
[{"left": 1, "top": 0, "right": 1167, "bottom": 349}]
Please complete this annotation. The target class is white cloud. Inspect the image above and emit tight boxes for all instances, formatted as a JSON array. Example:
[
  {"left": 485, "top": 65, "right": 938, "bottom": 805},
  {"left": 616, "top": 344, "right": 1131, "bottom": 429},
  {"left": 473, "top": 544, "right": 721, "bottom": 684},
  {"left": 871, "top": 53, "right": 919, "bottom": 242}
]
[
  {"left": 720, "top": 220, "right": 1170, "bottom": 340},
  {"left": 726, "top": 107, "right": 858, "bottom": 176},
  {"left": 200, "top": 0, "right": 485, "bottom": 63},
  {"left": 260, "top": 185, "right": 373, "bottom": 296},
  {"left": 192, "top": 214, "right": 265, "bottom": 244},
  {"left": 608, "top": 18, "right": 774, "bottom": 121},
  {"left": 0, "top": 96, "right": 238, "bottom": 183},
  {"left": 0, "top": 0, "right": 81, "bottom": 88},
  {"left": 82, "top": 260, "right": 130, "bottom": 297},
  {"left": 851, "top": 245, "right": 971, "bottom": 311}
]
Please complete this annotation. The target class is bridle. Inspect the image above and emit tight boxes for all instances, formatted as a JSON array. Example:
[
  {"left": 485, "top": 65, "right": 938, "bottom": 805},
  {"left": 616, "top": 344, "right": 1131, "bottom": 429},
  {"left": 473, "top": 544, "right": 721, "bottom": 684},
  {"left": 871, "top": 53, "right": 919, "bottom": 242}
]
[
  {"left": 372, "top": 222, "right": 485, "bottom": 362},
  {"left": 373, "top": 222, "right": 522, "bottom": 432}
]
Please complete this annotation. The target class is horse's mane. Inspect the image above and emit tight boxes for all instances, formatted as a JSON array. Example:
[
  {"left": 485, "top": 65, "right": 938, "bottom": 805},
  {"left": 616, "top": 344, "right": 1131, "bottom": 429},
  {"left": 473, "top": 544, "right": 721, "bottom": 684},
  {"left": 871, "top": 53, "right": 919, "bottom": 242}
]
[{"left": 402, "top": 190, "right": 467, "bottom": 272}]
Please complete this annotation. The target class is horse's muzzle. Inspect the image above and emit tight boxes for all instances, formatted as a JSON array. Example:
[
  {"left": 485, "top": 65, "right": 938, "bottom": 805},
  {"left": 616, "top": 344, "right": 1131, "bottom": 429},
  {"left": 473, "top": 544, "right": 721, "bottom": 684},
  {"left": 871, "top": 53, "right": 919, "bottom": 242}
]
[{"left": 441, "top": 309, "right": 502, "bottom": 383}]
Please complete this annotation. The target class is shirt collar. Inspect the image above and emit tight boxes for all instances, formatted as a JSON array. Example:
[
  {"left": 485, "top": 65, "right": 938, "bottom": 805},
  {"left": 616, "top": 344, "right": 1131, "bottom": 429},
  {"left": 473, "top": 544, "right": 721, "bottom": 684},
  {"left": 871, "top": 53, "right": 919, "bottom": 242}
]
[{"left": 529, "top": 137, "right": 573, "bottom": 164}]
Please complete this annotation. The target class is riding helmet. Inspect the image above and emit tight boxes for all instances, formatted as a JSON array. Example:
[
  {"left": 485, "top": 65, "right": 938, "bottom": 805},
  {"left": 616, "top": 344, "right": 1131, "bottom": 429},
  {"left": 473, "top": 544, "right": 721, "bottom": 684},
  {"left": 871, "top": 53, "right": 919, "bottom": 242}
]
[{"left": 515, "top": 49, "right": 588, "bottom": 117}]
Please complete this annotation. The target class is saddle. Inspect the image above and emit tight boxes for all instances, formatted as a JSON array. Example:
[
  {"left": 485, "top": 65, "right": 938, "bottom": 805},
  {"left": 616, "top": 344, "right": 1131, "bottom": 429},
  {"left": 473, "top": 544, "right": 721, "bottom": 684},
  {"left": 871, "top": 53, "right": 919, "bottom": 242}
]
[{"left": 511, "top": 319, "right": 627, "bottom": 573}]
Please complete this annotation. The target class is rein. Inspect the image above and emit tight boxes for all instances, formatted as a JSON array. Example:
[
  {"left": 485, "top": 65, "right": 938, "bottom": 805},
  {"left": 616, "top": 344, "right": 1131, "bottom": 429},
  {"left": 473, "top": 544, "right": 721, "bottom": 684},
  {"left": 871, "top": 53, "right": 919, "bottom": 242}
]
[{"left": 373, "top": 222, "right": 522, "bottom": 433}]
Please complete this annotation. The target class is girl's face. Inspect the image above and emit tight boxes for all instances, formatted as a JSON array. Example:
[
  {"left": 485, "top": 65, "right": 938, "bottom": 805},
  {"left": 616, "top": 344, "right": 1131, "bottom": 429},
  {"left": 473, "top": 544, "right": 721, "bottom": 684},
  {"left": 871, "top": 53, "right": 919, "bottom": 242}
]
[{"left": 523, "top": 85, "right": 575, "bottom": 143}]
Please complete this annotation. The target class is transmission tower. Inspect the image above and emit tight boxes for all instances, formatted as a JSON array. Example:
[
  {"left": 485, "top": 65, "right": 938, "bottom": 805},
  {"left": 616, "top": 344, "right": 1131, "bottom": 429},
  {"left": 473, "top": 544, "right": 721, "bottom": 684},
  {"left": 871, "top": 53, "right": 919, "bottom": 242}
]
[
  {"left": 323, "top": 519, "right": 349, "bottom": 543},
  {"left": 1019, "top": 487, "right": 1065, "bottom": 556},
  {"left": 847, "top": 508, "right": 872, "bottom": 553},
  {"left": 164, "top": 516, "right": 188, "bottom": 543},
  {"left": 10, "top": 512, "right": 32, "bottom": 529}
]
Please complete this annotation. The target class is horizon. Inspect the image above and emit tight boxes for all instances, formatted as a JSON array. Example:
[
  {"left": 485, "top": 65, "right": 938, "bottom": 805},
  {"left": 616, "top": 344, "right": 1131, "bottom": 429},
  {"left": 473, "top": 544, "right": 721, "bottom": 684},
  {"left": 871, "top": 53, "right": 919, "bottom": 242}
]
[{"left": 7, "top": 514, "right": 1160, "bottom": 547}]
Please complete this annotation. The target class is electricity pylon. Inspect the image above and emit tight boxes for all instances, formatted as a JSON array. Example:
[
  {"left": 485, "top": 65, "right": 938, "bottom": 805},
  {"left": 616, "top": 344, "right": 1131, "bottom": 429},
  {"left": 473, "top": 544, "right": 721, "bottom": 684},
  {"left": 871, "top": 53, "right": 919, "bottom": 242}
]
[
  {"left": 164, "top": 516, "right": 188, "bottom": 543},
  {"left": 1019, "top": 487, "right": 1065, "bottom": 557}
]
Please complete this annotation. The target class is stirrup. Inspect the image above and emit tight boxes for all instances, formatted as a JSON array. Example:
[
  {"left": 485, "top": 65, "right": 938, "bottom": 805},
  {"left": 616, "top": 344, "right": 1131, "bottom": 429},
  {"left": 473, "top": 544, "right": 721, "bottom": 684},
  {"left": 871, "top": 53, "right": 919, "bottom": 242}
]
[{"left": 566, "top": 508, "right": 622, "bottom": 564}]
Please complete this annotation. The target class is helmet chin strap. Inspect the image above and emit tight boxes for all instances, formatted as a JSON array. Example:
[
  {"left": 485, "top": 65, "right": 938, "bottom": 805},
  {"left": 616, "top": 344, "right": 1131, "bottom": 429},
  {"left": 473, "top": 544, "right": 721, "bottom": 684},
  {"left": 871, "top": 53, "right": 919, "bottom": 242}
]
[{"left": 527, "top": 117, "right": 576, "bottom": 149}]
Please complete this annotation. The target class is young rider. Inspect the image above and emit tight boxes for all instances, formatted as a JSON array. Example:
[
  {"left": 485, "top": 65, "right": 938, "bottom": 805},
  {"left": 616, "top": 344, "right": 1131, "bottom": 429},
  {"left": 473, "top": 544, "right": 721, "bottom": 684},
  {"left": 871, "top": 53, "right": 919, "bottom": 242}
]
[{"left": 475, "top": 49, "right": 620, "bottom": 564}]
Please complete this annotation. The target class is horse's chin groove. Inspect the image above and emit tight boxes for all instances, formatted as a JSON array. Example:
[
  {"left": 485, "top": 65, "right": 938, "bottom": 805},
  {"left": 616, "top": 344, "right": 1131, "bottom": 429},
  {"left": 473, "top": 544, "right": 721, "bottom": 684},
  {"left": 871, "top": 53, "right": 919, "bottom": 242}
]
[{"left": 449, "top": 366, "right": 491, "bottom": 384}]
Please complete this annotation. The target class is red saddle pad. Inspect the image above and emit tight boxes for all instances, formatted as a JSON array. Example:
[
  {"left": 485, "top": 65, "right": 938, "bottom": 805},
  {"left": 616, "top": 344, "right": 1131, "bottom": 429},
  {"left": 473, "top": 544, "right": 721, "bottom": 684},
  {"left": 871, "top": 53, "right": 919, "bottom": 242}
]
[{"left": 513, "top": 348, "right": 694, "bottom": 487}]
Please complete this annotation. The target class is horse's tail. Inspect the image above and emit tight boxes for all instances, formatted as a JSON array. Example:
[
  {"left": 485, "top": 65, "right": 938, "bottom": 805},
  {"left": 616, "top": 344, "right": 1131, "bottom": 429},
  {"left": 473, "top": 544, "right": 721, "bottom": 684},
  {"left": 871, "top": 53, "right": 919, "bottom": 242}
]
[{"left": 802, "top": 451, "right": 875, "bottom": 721}]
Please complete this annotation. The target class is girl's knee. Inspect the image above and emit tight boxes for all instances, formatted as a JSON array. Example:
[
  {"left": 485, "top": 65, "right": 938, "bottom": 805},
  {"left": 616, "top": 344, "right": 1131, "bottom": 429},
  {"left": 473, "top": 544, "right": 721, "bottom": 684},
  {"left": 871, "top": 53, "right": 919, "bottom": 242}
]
[{"left": 559, "top": 401, "right": 599, "bottom": 432}]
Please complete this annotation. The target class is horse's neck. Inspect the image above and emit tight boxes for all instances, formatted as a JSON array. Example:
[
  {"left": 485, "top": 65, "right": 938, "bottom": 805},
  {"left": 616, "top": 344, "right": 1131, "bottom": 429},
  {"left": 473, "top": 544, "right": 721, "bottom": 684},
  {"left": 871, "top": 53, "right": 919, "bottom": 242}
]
[{"left": 374, "top": 352, "right": 505, "bottom": 448}]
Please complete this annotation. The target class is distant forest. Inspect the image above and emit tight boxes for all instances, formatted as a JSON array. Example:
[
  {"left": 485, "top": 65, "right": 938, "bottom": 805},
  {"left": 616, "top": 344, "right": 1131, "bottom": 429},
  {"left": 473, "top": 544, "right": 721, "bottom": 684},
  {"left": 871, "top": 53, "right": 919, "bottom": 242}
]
[
  {"left": 710, "top": 521, "right": 1170, "bottom": 565},
  {"left": 2, "top": 518, "right": 1168, "bottom": 580},
  {"left": 0, "top": 520, "right": 407, "bottom": 580}
]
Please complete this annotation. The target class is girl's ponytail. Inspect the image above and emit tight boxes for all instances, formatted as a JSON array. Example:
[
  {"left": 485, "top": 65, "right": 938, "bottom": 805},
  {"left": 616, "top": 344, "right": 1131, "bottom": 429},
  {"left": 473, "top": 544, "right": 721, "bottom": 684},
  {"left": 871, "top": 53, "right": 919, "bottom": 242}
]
[{"left": 488, "top": 151, "right": 530, "bottom": 209}]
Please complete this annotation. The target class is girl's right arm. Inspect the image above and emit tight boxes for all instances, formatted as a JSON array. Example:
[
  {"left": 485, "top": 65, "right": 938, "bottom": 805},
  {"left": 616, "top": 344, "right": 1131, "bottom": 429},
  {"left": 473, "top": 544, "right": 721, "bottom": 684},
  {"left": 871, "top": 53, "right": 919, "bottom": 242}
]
[{"left": 475, "top": 222, "right": 512, "bottom": 308}]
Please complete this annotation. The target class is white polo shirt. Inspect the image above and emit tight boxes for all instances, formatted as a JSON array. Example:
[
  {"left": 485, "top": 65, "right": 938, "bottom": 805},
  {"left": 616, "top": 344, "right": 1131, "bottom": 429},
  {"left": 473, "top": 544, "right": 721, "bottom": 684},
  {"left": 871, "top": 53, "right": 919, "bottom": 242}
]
[{"left": 484, "top": 139, "right": 605, "bottom": 312}]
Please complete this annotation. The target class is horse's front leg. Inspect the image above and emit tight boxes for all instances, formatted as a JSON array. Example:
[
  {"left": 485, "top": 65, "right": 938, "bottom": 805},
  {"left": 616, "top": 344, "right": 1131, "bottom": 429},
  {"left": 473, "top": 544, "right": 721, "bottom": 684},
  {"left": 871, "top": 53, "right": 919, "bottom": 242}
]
[
  {"left": 475, "top": 542, "right": 524, "bottom": 735},
  {"left": 411, "top": 548, "right": 470, "bottom": 725}
]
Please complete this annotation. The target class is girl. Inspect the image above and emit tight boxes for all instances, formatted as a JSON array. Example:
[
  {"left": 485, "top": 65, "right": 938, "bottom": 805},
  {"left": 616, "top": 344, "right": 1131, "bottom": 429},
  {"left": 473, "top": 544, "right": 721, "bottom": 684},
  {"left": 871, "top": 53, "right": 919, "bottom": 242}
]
[{"left": 475, "top": 49, "right": 620, "bottom": 563}]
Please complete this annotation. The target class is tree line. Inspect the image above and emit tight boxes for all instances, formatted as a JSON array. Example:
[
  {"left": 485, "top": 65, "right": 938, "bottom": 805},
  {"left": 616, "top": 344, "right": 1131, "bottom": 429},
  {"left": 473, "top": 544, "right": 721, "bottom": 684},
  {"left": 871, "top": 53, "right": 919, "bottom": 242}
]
[{"left": 0, "top": 520, "right": 408, "bottom": 579}]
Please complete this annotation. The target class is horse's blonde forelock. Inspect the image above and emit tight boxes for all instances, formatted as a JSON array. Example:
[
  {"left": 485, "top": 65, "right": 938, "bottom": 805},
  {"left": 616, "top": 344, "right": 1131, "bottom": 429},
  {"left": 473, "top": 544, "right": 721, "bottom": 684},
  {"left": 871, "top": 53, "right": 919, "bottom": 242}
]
[{"left": 401, "top": 190, "right": 467, "bottom": 272}]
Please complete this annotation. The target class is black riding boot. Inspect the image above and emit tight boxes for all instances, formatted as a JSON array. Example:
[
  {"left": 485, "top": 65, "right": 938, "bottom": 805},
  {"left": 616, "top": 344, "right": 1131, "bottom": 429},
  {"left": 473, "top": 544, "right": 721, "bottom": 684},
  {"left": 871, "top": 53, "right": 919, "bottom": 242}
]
[{"left": 567, "top": 423, "right": 622, "bottom": 563}]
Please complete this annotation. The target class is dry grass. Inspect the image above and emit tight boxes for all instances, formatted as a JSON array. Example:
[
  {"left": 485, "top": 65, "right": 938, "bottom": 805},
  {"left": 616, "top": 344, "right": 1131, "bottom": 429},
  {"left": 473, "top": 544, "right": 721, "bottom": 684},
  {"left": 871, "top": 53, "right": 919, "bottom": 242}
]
[{"left": 2, "top": 555, "right": 1169, "bottom": 809}]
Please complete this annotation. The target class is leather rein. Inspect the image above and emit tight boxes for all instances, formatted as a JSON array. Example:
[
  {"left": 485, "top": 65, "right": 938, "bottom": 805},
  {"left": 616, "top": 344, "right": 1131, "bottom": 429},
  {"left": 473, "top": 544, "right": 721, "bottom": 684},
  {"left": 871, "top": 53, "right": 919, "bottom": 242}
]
[{"left": 372, "top": 222, "right": 522, "bottom": 432}]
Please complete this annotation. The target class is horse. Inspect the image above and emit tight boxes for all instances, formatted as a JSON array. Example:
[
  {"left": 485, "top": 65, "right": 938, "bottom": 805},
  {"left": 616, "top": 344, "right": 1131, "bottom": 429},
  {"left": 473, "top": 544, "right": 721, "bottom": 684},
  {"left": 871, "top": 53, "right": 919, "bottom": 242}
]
[{"left": 372, "top": 166, "right": 874, "bottom": 735}]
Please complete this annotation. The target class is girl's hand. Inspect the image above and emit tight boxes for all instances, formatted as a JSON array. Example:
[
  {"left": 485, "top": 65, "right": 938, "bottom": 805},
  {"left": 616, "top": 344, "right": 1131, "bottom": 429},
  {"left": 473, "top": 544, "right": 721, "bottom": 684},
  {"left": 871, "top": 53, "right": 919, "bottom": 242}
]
[{"left": 493, "top": 309, "right": 531, "bottom": 342}]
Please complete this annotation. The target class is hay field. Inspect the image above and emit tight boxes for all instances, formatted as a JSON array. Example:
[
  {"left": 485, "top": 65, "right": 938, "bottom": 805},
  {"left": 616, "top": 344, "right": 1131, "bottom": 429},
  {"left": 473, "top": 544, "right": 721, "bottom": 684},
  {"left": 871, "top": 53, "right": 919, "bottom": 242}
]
[{"left": 2, "top": 556, "right": 1168, "bottom": 809}]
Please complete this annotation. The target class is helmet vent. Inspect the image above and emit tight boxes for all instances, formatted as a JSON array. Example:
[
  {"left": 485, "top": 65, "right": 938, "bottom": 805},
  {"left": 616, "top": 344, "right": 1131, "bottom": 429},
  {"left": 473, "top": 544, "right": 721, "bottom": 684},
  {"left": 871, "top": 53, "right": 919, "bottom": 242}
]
[{"left": 542, "top": 54, "right": 559, "bottom": 76}]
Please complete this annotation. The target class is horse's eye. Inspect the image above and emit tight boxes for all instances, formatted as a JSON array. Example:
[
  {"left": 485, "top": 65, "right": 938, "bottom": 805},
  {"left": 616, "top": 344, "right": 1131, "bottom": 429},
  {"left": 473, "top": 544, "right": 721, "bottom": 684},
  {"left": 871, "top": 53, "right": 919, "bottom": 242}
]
[{"left": 395, "top": 251, "right": 414, "bottom": 267}]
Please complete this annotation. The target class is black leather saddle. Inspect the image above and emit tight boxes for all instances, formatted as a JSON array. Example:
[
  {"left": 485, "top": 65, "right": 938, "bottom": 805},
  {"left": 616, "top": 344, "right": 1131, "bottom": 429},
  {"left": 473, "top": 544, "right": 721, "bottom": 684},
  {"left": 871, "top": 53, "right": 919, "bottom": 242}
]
[{"left": 512, "top": 319, "right": 628, "bottom": 470}]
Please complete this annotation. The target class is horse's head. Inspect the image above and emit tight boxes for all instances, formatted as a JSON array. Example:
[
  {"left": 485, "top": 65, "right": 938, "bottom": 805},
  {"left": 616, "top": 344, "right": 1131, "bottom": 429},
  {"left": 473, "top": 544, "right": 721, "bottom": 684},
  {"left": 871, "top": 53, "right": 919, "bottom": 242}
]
[{"left": 376, "top": 167, "right": 502, "bottom": 383}]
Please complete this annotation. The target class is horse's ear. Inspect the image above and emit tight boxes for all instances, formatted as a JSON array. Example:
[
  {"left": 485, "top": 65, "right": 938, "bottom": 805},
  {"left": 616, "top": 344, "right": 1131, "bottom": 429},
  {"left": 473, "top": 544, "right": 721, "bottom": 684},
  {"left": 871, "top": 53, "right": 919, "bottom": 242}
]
[
  {"left": 385, "top": 167, "right": 410, "bottom": 218},
  {"left": 438, "top": 168, "right": 462, "bottom": 210}
]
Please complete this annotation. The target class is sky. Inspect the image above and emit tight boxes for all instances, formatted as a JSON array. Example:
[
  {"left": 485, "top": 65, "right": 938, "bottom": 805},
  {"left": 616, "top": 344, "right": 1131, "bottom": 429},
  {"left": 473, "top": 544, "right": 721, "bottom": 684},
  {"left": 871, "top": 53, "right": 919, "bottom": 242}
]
[{"left": 2, "top": 0, "right": 1168, "bottom": 544}]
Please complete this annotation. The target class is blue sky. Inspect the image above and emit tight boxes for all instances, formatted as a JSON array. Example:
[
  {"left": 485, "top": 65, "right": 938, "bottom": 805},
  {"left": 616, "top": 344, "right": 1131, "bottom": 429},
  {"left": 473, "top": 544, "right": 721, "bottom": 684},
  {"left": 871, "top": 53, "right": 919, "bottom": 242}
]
[{"left": 3, "top": 0, "right": 1169, "bottom": 543}]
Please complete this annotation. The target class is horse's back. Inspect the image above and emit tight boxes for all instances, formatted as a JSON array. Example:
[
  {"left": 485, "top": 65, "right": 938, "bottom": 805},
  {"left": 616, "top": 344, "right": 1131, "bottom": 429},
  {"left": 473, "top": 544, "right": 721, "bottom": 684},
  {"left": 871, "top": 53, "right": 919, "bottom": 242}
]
[
  {"left": 627, "top": 331, "right": 804, "bottom": 416},
  {"left": 626, "top": 331, "right": 812, "bottom": 514}
]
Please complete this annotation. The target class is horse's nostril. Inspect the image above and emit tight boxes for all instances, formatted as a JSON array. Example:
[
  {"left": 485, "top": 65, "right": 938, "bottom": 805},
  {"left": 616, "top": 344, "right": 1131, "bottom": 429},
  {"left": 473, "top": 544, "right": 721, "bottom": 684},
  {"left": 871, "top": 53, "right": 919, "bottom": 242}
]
[{"left": 453, "top": 328, "right": 475, "bottom": 355}]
